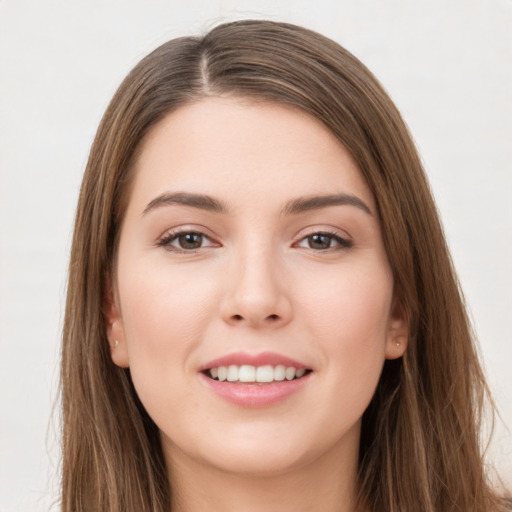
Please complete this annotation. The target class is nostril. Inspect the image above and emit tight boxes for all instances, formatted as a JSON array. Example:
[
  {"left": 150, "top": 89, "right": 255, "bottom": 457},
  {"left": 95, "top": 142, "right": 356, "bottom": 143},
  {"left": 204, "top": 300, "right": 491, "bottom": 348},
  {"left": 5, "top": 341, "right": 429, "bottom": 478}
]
[
  {"left": 268, "top": 314, "right": 279, "bottom": 321},
  {"left": 233, "top": 314, "right": 244, "bottom": 321}
]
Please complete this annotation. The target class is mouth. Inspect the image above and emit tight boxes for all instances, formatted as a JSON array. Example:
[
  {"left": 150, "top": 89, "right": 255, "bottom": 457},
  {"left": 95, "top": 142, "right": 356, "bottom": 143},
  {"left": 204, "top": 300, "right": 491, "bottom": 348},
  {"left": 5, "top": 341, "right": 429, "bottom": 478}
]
[
  {"left": 203, "top": 364, "right": 312, "bottom": 384},
  {"left": 198, "top": 352, "right": 313, "bottom": 407}
]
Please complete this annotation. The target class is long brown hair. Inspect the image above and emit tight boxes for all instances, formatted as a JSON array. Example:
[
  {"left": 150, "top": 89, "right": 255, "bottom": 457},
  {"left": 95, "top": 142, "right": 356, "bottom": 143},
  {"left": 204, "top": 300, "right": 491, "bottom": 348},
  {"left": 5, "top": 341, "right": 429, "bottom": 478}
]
[{"left": 61, "top": 19, "right": 510, "bottom": 511}]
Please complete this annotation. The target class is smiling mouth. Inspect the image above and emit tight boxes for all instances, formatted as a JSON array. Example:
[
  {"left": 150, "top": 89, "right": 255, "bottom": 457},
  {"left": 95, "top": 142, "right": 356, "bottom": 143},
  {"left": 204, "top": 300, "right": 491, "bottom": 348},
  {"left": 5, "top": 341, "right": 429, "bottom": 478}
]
[{"left": 203, "top": 364, "right": 312, "bottom": 384}]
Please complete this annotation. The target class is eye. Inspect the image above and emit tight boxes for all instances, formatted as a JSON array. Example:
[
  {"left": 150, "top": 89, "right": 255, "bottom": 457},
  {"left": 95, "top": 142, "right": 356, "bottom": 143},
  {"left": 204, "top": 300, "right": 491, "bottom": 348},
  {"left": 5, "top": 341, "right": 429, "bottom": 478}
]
[
  {"left": 296, "top": 232, "right": 352, "bottom": 250},
  {"left": 157, "top": 230, "right": 218, "bottom": 252}
]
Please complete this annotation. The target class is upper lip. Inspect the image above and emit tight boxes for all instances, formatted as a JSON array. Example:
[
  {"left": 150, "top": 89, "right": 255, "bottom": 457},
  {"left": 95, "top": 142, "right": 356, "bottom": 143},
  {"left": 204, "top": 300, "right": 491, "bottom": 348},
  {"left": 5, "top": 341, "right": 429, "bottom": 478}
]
[{"left": 199, "top": 351, "right": 310, "bottom": 371}]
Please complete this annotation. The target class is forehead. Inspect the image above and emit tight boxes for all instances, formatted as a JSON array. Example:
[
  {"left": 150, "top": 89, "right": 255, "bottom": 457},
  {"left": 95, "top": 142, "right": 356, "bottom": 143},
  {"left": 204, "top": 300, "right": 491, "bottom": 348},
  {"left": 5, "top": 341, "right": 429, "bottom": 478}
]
[{"left": 129, "top": 97, "right": 375, "bottom": 213}]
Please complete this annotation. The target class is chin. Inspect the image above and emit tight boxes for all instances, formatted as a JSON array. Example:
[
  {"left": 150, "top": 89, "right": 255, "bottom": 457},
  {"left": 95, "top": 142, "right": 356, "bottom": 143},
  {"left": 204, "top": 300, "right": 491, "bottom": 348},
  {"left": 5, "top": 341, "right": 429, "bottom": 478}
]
[
  {"left": 163, "top": 418, "right": 360, "bottom": 479},
  {"left": 201, "top": 441, "right": 312, "bottom": 477}
]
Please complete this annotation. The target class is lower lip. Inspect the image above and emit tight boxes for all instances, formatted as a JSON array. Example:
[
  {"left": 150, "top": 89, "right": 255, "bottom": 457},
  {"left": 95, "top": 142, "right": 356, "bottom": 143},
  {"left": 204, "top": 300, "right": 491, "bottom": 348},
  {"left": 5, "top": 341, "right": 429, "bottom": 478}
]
[{"left": 199, "top": 372, "right": 311, "bottom": 408}]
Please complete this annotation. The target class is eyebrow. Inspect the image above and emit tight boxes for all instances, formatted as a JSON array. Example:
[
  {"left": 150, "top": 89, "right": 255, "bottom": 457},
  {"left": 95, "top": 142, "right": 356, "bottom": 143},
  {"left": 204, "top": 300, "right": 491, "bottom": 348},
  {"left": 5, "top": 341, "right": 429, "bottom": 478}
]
[
  {"left": 282, "top": 193, "right": 372, "bottom": 216},
  {"left": 143, "top": 192, "right": 228, "bottom": 215},
  {"left": 142, "top": 191, "right": 372, "bottom": 216}
]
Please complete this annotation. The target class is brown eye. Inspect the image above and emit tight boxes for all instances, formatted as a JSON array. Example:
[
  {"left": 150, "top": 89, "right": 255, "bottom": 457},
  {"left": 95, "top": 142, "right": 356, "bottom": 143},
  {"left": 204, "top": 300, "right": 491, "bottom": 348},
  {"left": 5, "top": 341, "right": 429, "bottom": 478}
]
[
  {"left": 307, "top": 234, "right": 333, "bottom": 250},
  {"left": 158, "top": 230, "right": 217, "bottom": 252},
  {"left": 296, "top": 232, "right": 352, "bottom": 251},
  {"left": 177, "top": 232, "right": 203, "bottom": 250}
]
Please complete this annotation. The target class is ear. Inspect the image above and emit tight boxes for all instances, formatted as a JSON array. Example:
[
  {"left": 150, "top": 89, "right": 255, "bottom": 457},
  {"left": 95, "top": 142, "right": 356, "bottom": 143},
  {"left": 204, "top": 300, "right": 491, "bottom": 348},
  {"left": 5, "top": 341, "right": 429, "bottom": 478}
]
[
  {"left": 105, "top": 277, "right": 130, "bottom": 368},
  {"left": 385, "top": 303, "right": 409, "bottom": 360}
]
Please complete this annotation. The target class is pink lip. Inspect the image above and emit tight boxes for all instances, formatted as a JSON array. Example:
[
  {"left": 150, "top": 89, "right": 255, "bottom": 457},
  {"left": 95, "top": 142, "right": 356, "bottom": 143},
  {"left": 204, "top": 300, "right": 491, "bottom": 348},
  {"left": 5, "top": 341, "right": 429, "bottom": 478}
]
[
  {"left": 199, "top": 372, "right": 312, "bottom": 408},
  {"left": 199, "top": 351, "right": 309, "bottom": 371},
  {"left": 198, "top": 351, "right": 312, "bottom": 408}
]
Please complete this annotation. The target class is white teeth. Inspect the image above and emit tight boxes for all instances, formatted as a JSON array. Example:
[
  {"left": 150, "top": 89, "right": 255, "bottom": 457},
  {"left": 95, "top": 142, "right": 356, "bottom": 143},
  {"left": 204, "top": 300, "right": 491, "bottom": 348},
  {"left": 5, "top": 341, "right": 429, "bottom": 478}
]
[
  {"left": 217, "top": 366, "right": 227, "bottom": 382},
  {"left": 274, "top": 365, "right": 286, "bottom": 381},
  {"left": 227, "top": 365, "right": 238, "bottom": 382},
  {"left": 256, "top": 365, "right": 274, "bottom": 382},
  {"left": 285, "top": 367, "right": 296, "bottom": 380},
  {"left": 207, "top": 364, "right": 308, "bottom": 383},
  {"left": 239, "top": 365, "right": 256, "bottom": 382}
]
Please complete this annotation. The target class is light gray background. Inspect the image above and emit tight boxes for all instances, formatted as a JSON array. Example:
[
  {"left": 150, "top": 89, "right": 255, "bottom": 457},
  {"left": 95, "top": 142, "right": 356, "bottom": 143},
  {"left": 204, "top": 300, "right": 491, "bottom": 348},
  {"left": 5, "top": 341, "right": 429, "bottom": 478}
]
[{"left": 1, "top": 1, "right": 511, "bottom": 510}]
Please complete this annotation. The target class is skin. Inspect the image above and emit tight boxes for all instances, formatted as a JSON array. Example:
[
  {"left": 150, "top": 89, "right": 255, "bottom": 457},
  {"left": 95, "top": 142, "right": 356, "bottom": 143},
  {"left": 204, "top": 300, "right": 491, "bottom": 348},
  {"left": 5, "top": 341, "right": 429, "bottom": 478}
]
[{"left": 107, "top": 97, "right": 408, "bottom": 512}]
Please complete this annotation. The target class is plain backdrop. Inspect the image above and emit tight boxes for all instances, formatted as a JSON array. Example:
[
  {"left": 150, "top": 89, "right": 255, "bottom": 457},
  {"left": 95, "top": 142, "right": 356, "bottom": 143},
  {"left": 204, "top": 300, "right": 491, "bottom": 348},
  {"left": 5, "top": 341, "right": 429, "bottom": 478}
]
[{"left": 1, "top": 1, "right": 511, "bottom": 510}]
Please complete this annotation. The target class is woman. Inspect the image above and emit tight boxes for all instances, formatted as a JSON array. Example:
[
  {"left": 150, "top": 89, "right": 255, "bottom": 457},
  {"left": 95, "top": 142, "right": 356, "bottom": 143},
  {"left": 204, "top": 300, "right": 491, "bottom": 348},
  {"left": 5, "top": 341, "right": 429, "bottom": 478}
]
[{"left": 61, "top": 19, "right": 511, "bottom": 512}]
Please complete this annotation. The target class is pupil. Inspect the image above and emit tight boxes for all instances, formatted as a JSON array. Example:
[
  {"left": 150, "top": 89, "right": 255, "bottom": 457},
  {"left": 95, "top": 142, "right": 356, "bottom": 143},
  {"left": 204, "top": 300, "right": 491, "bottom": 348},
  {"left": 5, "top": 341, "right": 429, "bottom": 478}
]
[
  {"left": 179, "top": 233, "right": 202, "bottom": 249},
  {"left": 309, "top": 234, "right": 331, "bottom": 249}
]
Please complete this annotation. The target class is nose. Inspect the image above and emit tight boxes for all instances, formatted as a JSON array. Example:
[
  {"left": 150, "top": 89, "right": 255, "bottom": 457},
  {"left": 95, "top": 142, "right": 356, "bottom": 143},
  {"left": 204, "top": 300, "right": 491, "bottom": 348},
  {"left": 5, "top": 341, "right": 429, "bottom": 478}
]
[{"left": 220, "top": 248, "right": 293, "bottom": 329}]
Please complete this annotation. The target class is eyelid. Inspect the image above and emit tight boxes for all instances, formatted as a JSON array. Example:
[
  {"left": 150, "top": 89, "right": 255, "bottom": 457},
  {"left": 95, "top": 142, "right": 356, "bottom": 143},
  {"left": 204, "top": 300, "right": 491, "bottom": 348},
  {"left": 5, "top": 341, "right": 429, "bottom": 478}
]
[
  {"left": 155, "top": 225, "right": 352, "bottom": 252},
  {"left": 292, "top": 227, "right": 353, "bottom": 250},
  {"left": 156, "top": 225, "right": 221, "bottom": 252}
]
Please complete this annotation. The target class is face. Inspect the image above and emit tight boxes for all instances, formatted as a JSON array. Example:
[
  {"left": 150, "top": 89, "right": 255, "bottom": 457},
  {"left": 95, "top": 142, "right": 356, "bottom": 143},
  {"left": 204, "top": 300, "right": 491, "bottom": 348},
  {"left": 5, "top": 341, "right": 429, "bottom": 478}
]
[{"left": 107, "top": 97, "right": 407, "bottom": 477}]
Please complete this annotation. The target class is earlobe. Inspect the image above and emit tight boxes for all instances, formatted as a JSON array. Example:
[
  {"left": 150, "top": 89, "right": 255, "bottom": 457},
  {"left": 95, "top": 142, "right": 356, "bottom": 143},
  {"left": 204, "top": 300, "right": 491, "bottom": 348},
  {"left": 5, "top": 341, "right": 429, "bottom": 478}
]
[
  {"left": 105, "top": 281, "right": 130, "bottom": 369},
  {"left": 385, "top": 316, "right": 409, "bottom": 360}
]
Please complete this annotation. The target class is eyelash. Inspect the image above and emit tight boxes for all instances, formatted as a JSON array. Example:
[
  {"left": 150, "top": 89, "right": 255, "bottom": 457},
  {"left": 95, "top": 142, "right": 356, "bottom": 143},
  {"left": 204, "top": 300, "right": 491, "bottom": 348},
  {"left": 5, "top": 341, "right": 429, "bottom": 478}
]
[
  {"left": 294, "top": 230, "right": 353, "bottom": 251},
  {"left": 156, "top": 229, "right": 353, "bottom": 253},
  {"left": 156, "top": 230, "right": 218, "bottom": 253}
]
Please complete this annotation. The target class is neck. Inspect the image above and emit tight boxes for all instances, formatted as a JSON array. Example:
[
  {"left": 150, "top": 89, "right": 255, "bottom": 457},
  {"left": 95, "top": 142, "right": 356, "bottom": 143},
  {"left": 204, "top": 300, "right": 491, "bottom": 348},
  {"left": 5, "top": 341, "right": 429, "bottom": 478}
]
[{"left": 164, "top": 430, "right": 363, "bottom": 512}]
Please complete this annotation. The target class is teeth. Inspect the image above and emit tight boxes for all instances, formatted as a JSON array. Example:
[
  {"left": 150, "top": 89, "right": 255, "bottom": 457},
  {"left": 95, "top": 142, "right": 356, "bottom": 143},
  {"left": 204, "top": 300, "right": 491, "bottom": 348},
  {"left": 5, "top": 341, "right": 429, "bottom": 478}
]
[
  {"left": 285, "top": 367, "right": 296, "bottom": 380},
  {"left": 274, "top": 365, "right": 286, "bottom": 381},
  {"left": 256, "top": 365, "right": 274, "bottom": 382},
  {"left": 227, "top": 365, "right": 238, "bottom": 382},
  {"left": 208, "top": 364, "right": 309, "bottom": 383},
  {"left": 217, "top": 366, "right": 227, "bottom": 381},
  {"left": 239, "top": 365, "right": 256, "bottom": 382}
]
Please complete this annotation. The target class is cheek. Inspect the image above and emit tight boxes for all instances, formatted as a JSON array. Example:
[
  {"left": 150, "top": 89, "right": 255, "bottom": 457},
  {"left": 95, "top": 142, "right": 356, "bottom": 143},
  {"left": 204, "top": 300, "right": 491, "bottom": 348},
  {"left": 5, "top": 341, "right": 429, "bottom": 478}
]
[
  {"left": 120, "top": 260, "right": 218, "bottom": 343},
  {"left": 116, "top": 261, "right": 221, "bottom": 396},
  {"left": 298, "top": 264, "right": 392, "bottom": 398},
  {"left": 299, "top": 264, "right": 393, "bottom": 346}
]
